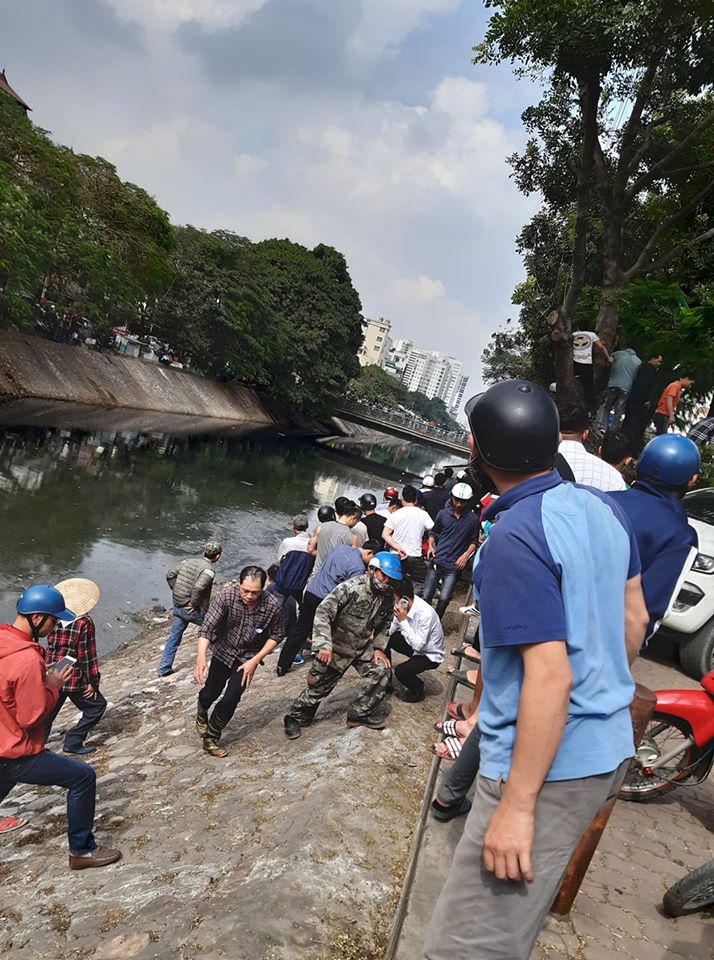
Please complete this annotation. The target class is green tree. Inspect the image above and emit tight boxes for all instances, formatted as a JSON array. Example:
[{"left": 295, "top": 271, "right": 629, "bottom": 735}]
[{"left": 477, "top": 0, "right": 714, "bottom": 401}]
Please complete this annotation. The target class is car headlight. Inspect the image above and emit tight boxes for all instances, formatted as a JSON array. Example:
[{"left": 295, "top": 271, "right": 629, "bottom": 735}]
[{"left": 693, "top": 553, "right": 714, "bottom": 574}]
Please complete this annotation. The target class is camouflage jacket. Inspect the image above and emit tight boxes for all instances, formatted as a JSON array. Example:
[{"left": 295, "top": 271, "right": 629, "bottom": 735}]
[{"left": 311, "top": 574, "right": 393, "bottom": 670}]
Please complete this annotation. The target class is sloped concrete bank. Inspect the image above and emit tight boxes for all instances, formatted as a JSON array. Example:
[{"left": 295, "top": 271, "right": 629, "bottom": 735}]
[
  {"left": 0, "top": 612, "right": 455, "bottom": 960},
  {"left": 0, "top": 331, "right": 277, "bottom": 428}
]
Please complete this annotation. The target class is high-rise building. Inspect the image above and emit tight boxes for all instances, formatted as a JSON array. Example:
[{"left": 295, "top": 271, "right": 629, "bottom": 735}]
[
  {"left": 400, "top": 348, "right": 466, "bottom": 411},
  {"left": 450, "top": 374, "right": 470, "bottom": 415},
  {"left": 358, "top": 317, "right": 391, "bottom": 367}
]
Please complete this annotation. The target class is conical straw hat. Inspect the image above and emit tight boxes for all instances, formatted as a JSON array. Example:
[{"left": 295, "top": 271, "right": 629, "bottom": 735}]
[{"left": 53, "top": 578, "right": 100, "bottom": 618}]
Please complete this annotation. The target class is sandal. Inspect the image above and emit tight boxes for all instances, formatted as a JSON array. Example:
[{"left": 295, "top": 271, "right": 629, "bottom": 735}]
[
  {"left": 451, "top": 644, "right": 481, "bottom": 664},
  {"left": 434, "top": 718, "right": 467, "bottom": 738},
  {"left": 0, "top": 816, "right": 28, "bottom": 835},
  {"left": 446, "top": 700, "right": 468, "bottom": 721},
  {"left": 431, "top": 797, "right": 472, "bottom": 822},
  {"left": 430, "top": 737, "right": 462, "bottom": 761},
  {"left": 447, "top": 668, "right": 477, "bottom": 691}
]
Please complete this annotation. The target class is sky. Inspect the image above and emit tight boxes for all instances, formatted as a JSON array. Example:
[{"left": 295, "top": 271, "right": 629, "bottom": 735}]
[{"left": 4, "top": 0, "right": 539, "bottom": 393}]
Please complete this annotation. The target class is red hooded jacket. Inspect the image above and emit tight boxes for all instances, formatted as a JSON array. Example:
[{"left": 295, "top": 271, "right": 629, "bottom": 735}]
[{"left": 0, "top": 625, "right": 60, "bottom": 759}]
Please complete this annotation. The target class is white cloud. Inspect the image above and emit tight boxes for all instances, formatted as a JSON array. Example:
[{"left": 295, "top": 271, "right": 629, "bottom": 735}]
[
  {"left": 393, "top": 275, "right": 446, "bottom": 302},
  {"left": 348, "top": 0, "right": 461, "bottom": 61},
  {"left": 106, "top": 0, "right": 266, "bottom": 29}
]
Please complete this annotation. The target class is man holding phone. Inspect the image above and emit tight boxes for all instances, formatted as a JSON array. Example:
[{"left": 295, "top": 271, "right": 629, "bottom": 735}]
[
  {"left": 0, "top": 585, "right": 121, "bottom": 869},
  {"left": 194, "top": 566, "right": 283, "bottom": 758},
  {"left": 387, "top": 580, "right": 444, "bottom": 701}
]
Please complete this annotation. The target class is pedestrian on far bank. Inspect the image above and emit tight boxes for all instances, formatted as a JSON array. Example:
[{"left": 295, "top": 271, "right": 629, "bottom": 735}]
[
  {"left": 621, "top": 352, "right": 663, "bottom": 447},
  {"left": 387, "top": 580, "right": 444, "bottom": 702},
  {"left": 572, "top": 329, "right": 614, "bottom": 408},
  {"left": 276, "top": 540, "right": 381, "bottom": 676},
  {"left": 421, "top": 472, "right": 450, "bottom": 522},
  {"left": 194, "top": 567, "right": 282, "bottom": 758},
  {"left": 422, "top": 483, "right": 479, "bottom": 618},
  {"left": 0, "top": 585, "right": 121, "bottom": 868},
  {"left": 308, "top": 502, "right": 361, "bottom": 575},
  {"left": 597, "top": 346, "right": 641, "bottom": 429},
  {"left": 382, "top": 485, "right": 434, "bottom": 585},
  {"left": 44, "top": 579, "right": 105, "bottom": 756},
  {"left": 359, "top": 493, "right": 387, "bottom": 546},
  {"left": 283, "top": 552, "right": 401, "bottom": 739},
  {"left": 158, "top": 540, "right": 222, "bottom": 677},
  {"left": 653, "top": 374, "right": 696, "bottom": 435},
  {"left": 277, "top": 516, "right": 310, "bottom": 561},
  {"left": 558, "top": 401, "right": 627, "bottom": 491}
]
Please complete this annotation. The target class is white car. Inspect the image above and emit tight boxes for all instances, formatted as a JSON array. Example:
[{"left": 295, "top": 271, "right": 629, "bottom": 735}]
[{"left": 659, "top": 488, "right": 714, "bottom": 678}]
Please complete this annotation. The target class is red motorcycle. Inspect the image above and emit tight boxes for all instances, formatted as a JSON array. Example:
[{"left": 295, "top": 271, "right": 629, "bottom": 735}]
[{"left": 619, "top": 669, "right": 714, "bottom": 801}]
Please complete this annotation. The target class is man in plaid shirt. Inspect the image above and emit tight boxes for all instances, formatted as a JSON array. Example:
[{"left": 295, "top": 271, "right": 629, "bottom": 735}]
[
  {"left": 193, "top": 566, "right": 283, "bottom": 757},
  {"left": 44, "top": 579, "right": 106, "bottom": 756}
]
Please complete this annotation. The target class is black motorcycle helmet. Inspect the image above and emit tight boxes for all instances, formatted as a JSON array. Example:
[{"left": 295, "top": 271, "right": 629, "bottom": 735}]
[
  {"left": 317, "top": 505, "right": 336, "bottom": 524},
  {"left": 359, "top": 493, "right": 377, "bottom": 510},
  {"left": 465, "top": 380, "right": 559, "bottom": 473}
]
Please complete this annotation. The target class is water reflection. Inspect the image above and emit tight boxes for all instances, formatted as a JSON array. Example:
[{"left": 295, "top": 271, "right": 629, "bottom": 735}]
[{"left": 0, "top": 421, "right": 449, "bottom": 654}]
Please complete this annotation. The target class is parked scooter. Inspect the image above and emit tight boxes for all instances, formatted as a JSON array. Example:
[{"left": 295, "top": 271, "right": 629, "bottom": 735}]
[
  {"left": 663, "top": 860, "right": 714, "bottom": 916},
  {"left": 619, "top": 669, "right": 714, "bottom": 801}
]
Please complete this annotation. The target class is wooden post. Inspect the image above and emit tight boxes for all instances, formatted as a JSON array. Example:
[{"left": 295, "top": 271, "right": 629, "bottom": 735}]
[{"left": 549, "top": 684, "right": 656, "bottom": 919}]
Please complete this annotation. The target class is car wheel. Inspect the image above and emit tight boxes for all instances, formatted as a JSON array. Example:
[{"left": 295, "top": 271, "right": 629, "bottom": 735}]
[{"left": 679, "top": 616, "right": 714, "bottom": 680}]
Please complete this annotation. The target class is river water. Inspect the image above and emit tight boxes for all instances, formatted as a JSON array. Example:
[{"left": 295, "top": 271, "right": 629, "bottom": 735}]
[{"left": 0, "top": 410, "right": 450, "bottom": 654}]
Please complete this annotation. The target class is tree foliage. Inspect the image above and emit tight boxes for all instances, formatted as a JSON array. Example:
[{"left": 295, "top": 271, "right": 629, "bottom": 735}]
[
  {"left": 348, "top": 364, "right": 461, "bottom": 431},
  {"left": 477, "top": 0, "right": 714, "bottom": 403}
]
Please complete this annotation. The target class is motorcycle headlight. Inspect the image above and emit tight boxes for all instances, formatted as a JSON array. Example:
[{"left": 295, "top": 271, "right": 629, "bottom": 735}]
[{"left": 693, "top": 553, "right": 714, "bottom": 574}]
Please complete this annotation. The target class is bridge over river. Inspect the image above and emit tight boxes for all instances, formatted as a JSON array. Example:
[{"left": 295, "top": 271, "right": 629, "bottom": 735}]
[{"left": 333, "top": 402, "right": 470, "bottom": 457}]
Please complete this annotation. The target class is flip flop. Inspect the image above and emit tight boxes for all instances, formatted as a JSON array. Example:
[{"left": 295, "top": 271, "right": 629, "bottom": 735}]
[
  {"left": 434, "top": 718, "right": 466, "bottom": 738},
  {"left": 446, "top": 700, "right": 468, "bottom": 721},
  {"left": 451, "top": 644, "right": 481, "bottom": 664},
  {"left": 0, "top": 816, "right": 28, "bottom": 835},
  {"left": 447, "top": 668, "right": 477, "bottom": 691},
  {"left": 430, "top": 737, "right": 462, "bottom": 761},
  {"left": 431, "top": 797, "right": 472, "bottom": 822}
]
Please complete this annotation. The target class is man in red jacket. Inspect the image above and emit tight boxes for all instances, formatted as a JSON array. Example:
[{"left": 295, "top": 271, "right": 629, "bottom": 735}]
[{"left": 0, "top": 585, "right": 121, "bottom": 869}]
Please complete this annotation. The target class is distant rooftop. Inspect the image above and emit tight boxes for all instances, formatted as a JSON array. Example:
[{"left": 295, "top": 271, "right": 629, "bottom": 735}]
[{"left": 0, "top": 69, "right": 31, "bottom": 112}]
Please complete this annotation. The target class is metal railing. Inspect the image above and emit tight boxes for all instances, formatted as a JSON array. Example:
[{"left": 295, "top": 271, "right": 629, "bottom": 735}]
[{"left": 336, "top": 401, "right": 470, "bottom": 449}]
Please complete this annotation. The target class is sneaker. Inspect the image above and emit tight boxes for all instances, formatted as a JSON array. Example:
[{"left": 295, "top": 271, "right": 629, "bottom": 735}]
[
  {"left": 346, "top": 714, "right": 386, "bottom": 730},
  {"left": 284, "top": 717, "right": 301, "bottom": 740},
  {"left": 157, "top": 668, "right": 174, "bottom": 677},
  {"left": 396, "top": 689, "right": 424, "bottom": 703},
  {"left": 276, "top": 665, "right": 288, "bottom": 677},
  {"left": 294, "top": 654, "right": 304, "bottom": 665},
  {"left": 203, "top": 738, "right": 228, "bottom": 758},
  {"left": 68, "top": 845, "right": 122, "bottom": 870}
]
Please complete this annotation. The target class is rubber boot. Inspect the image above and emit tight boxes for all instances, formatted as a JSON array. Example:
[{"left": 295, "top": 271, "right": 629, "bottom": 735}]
[
  {"left": 203, "top": 719, "right": 227, "bottom": 758},
  {"left": 196, "top": 700, "right": 209, "bottom": 737}
]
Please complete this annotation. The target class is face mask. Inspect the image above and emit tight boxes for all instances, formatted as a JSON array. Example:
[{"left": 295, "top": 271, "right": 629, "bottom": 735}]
[{"left": 370, "top": 575, "right": 392, "bottom": 594}]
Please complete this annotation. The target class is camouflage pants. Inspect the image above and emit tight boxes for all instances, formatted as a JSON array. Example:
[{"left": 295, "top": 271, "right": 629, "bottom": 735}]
[{"left": 286, "top": 654, "right": 390, "bottom": 724}]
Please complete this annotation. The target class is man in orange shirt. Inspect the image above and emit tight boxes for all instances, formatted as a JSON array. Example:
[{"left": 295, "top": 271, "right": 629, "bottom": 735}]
[{"left": 653, "top": 374, "right": 695, "bottom": 435}]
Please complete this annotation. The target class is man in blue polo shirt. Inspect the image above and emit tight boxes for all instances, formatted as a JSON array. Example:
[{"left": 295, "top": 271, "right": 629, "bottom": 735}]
[
  {"left": 425, "top": 380, "right": 649, "bottom": 960},
  {"left": 422, "top": 482, "right": 479, "bottom": 618}
]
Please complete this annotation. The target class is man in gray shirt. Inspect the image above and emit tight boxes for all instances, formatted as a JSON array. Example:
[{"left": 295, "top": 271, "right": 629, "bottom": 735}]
[
  {"left": 158, "top": 540, "right": 222, "bottom": 676},
  {"left": 308, "top": 503, "right": 360, "bottom": 575},
  {"left": 597, "top": 347, "right": 640, "bottom": 429}
]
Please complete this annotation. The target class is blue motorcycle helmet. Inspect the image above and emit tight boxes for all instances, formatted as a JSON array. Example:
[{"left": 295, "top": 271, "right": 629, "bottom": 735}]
[
  {"left": 17, "top": 585, "right": 77, "bottom": 622},
  {"left": 369, "top": 551, "right": 403, "bottom": 581},
  {"left": 637, "top": 434, "right": 700, "bottom": 487}
]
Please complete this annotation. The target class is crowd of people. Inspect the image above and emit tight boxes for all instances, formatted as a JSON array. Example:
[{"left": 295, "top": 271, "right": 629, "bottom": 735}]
[{"left": 0, "top": 371, "right": 708, "bottom": 959}]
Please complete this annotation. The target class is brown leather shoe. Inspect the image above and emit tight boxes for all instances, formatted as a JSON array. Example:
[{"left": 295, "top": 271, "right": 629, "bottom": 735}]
[{"left": 69, "top": 845, "right": 122, "bottom": 870}]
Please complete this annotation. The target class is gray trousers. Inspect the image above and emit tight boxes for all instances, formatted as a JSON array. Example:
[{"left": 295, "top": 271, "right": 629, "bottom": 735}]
[{"left": 424, "top": 759, "right": 630, "bottom": 960}]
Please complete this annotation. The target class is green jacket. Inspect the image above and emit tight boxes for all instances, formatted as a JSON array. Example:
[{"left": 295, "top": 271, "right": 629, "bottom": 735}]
[{"left": 311, "top": 574, "right": 393, "bottom": 670}]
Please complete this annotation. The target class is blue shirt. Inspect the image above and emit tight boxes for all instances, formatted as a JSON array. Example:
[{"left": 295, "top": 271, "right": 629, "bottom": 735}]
[
  {"left": 431, "top": 507, "right": 480, "bottom": 571},
  {"left": 609, "top": 482, "right": 698, "bottom": 639},
  {"left": 474, "top": 471, "right": 639, "bottom": 782},
  {"left": 309, "top": 545, "right": 365, "bottom": 600}
]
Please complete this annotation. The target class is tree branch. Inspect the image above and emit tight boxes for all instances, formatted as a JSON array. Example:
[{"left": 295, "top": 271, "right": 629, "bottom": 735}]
[
  {"left": 625, "top": 110, "right": 714, "bottom": 203},
  {"left": 624, "top": 179, "right": 714, "bottom": 279},
  {"left": 616, "top": 60, "right": 660, "bottom": 187},
  {"left": 627, "top": 227, "right": 714, "bottom": 279},
  {"left": 655, "top": 160, "right": 714, "bottom": 179}
]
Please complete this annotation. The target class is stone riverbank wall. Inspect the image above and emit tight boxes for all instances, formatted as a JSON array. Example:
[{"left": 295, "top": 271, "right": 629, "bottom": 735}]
[{"left": 0, "top": 330, "right": 278, "bottom": 427}]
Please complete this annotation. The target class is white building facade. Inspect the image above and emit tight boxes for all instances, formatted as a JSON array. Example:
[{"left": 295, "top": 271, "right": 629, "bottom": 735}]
[
  {"left": 398, "top": 348, "right": 468, "bottom": 414},
  {"left": 358, "top": 317, "right": 391, "bottom": 367}
]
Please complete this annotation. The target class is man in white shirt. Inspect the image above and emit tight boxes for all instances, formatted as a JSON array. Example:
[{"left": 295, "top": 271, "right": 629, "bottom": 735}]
[
  {"left": 382, "top": 484, "right": 434, "bottom": 585},
  {"left": 572, "top": 329, "right": 613, "bottom": 408},
  {"left": 558, "top": 401, "right": 627, "bottom": 492},
  {"left": 277, "top": 516, "right": 310, "bottom": 561},
  {"left": 387, "top": 580, "right": 444, "bottom": 702}
]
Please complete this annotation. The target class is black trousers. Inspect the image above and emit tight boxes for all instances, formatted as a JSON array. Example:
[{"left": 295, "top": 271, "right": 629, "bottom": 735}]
[
  {"left": 277, "top": 591, "right": 322, "bottom": 672},
  {"left": 573, "top": 361, "right": 594, "bottom": 408},
  {"left": 44, "top": 689, "right": 107, "bottom": 751},
  {"left": 402, "top": 555, "right": 427, "bottom": 588},
  {"left": 198, "top": 658, "right": 247, "bottom": 732},
  {"left": 387, "top": 631, "right": 439, "bottom": 695},
  {"left": 653, "top": 412, "right": 670, "bottom": 435},
  {"left": 621, "top": 403, "right": 650, "bottom": 450}
]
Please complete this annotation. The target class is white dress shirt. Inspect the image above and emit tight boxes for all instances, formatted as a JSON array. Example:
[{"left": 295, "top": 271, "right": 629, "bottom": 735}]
[
  {"left": 389, "top": 595, "right": 445, "bottom": 664},
  {"left": 558, "top": 440, "right": 627, "bottom": 492}
]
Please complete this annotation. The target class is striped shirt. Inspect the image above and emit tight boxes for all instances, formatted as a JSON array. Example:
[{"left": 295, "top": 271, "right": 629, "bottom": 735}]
[{"left": 199, "top": 584, "right": 283, "bottom": 668}]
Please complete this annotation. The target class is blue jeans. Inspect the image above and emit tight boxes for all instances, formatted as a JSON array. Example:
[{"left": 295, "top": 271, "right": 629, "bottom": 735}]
[
  {"left": 422, "top": 563, "right": 459, "bottom": 618},
  {"left": 0, "top": 749, "right": 96, "bottom": 854},
  {"left": 158, "top": 605, "right": 204, "bottom": 675}
]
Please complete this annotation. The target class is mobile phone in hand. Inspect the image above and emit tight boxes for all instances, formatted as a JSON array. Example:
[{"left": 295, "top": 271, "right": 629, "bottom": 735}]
[{"left": 48, "top": 655, "right": 77, "bottom": 672}]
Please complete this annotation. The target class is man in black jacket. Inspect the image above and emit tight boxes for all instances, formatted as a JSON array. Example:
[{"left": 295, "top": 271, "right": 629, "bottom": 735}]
[{"left": 621, "top": 352, "right": 663, "bottom": 448}]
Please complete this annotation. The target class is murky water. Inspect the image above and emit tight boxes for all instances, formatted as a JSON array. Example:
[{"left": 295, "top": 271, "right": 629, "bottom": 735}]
[{"left": 0, "top": 414, "right": 450, "bottom": 653}]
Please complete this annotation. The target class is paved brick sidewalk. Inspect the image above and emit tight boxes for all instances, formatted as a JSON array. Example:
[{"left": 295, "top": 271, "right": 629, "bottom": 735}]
[{"left": 395, "top": 655, "right": 714, "bottom": 960}]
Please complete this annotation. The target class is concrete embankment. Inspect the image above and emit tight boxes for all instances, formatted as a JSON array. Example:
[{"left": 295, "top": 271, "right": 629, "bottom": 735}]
[
  {"left": 0, "top": 613, "right": 457, "bottom": 960},
  {"left": 0, "top": 330, "right": 277, "bottom": 428}
]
